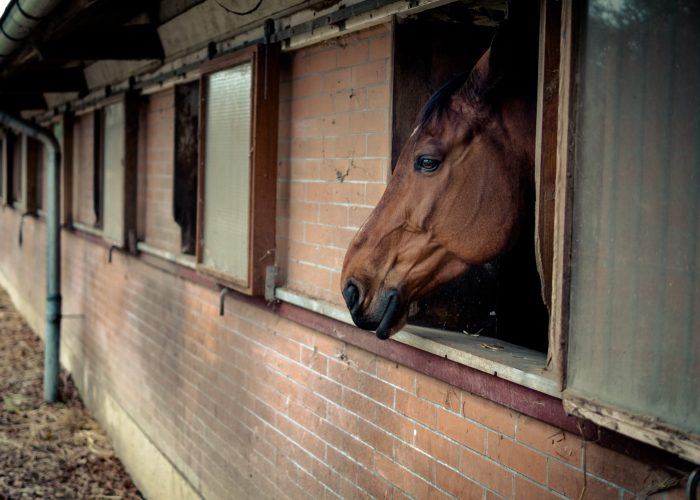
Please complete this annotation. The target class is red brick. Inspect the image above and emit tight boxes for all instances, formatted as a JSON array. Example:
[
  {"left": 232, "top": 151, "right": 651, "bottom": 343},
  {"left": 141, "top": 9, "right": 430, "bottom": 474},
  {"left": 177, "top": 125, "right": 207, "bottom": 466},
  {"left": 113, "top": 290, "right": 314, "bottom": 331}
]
[
  {"left": 584, "top": 442, "right": 665, "bottom": 493},
  {"left": 395, "top": 390, "right": 437, "bottom": 427},
  {"left": 322, "top": 135, "right": 367, "bottom": 159},
  {"left": 341, "top": 344, "right": 377, "bottom": 375},
  {"left": 435, "top": 463, "right": 484, "bottom": 499},
  {"left": 290, "top": 74, "right": 324, "bottom": 97},
  {"left": 350, "top": 110, "right": 388, "bottom": 133},
  {"left": 318, "top": 204, "right": 348, "bottom": 226},
  {"left": 436, "top": 407, "right": 486, "bottom": 453},
  {"left": 515, "top": 476, "right": 561, "bottom": 500},
  {"left": 352, "top": 60, "right": 389, "bottom": 87},
  {"left": 331, "top": 89, "right": 367, "bottom": 113},
  {"left": 393, "top": 440, "right": 433, "bottom": 482},
  {"left": 416, "top": 372, "right": 461, "bottom": 412},
  {"left": 548, "top": 459, "right": 621, "bottom": 499},
  {"left": 287, "top": 201, "right": 319, "bottom": 223},
  {"left": 293, "top": 49, "right": 337, "bottom": 75},
  {"left": 375, "top": 359, "right": 415, "bottom": 393},
  {"left": 488, "top": 433, "right": 547, "bottom": 484},
  {"left": 300, "top": 345, "right": 328, "bottom": 375},
  {"left": 516, "top": 414, "right": 582, "bottom": 465},
  {"left": 356, "top": 466, "right": 392, "bottom": 499},
  {"left": 367, "top": 132, "right": 390, "bottom": 157},
  {"left": 323, "top": 67, "right": 353, "bottom": 92},
  {"left": 375, "top": 405, "right": 416, "bottom": 444},
  {"left": 326, "top": 402, "right": 358, "bottom": 435},
  {"left": 369, "top": 33, "right": 391, "bottom": 61},
  {"left": 357, "top": 418, "right": 396, "bottom": 458},
  {"left": 414, "top": 427, "right": 460, "bottom": 470},
  {"left": 460, "top": 447, "right": 514, "bottom": 497},
  {"left": 337, "top": 40, "right": 369, "bottom": 68},
  {"left": 290, "top": 116, "right": 325, "bottom": 139},
  {"left": 342, "top": 387, "right": 379, "bottom": 421}
]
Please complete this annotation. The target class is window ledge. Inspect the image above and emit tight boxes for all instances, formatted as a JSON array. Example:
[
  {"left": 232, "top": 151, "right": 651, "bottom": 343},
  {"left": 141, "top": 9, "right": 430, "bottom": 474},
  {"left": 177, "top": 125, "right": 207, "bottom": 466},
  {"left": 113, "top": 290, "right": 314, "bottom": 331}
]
[
  {"left": 136, "top": 241, "right": 196, "bottom": 270},
  {"left": 72, "top": 221, "right": 103, "bottom": 238},
  {"left": 274, "top": 287, "right": 560, "bottom": 397}
]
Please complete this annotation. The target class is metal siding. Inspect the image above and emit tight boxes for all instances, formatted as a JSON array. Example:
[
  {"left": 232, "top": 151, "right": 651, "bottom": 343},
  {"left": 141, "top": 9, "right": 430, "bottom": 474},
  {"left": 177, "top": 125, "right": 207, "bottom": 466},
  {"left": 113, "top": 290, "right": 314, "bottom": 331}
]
[{"left": 568, "top": 0, "right": 700, "bottom": 435}]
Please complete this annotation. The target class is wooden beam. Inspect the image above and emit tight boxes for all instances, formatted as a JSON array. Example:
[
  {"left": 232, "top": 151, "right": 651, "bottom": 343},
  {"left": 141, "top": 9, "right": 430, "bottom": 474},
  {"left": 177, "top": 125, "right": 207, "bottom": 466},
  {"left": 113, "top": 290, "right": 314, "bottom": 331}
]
[
  {"left": 0, "top": 67, "right": 87, "bottom": 93},
  {"left": 41, "top": 25, "right": 164, "bottom": 61},
  {"left": 0, "top": 93, "right": 47, "bottom": 110}
]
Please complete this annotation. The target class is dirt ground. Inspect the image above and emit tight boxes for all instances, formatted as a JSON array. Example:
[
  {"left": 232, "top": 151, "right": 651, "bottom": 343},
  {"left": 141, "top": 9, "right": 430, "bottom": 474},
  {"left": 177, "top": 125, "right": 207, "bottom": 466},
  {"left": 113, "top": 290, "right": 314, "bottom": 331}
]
[{"left": 0, "top": 286, "right": 141, "bottom": 499}]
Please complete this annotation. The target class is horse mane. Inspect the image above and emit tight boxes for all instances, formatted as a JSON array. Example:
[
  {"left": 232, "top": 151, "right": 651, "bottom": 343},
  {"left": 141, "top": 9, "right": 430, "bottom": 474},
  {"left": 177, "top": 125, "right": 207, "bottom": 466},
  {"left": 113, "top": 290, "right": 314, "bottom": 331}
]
[{"left": 417, "top": 71, "right": 481, "bottom": 128}]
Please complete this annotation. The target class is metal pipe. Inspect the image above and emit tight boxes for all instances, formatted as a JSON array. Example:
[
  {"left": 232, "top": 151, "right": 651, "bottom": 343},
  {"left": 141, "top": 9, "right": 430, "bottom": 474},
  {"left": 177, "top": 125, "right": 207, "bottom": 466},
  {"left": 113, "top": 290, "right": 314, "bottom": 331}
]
[
  {"left": 0, "top": 0, "right": 63, "bottom": 67},
  {"left": 0, "top": 111, "right": 61, "bottom": 402}
]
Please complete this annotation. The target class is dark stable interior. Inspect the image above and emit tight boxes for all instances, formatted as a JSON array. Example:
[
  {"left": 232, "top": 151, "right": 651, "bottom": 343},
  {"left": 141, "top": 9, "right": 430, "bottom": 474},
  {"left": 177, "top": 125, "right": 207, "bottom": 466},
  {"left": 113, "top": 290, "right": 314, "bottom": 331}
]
[{"left": 393, "top": 5, "right": 549, "bottom": 353}]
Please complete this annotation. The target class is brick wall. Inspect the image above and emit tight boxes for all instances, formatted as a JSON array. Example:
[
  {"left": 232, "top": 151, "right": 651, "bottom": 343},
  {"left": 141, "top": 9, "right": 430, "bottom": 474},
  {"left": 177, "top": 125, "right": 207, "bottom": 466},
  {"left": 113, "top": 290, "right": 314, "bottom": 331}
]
[
  {"left": 0, "top": 21, "right": 688, "bottom": 500},
  {"left": 0, "top": 212, "right": 685, "bottom": 498},
  {"left": 139, "top": 88, "right": 182, "bottom": 255},
  {"left": 277, "top": 24, "right": 391, "bottom": 307}
]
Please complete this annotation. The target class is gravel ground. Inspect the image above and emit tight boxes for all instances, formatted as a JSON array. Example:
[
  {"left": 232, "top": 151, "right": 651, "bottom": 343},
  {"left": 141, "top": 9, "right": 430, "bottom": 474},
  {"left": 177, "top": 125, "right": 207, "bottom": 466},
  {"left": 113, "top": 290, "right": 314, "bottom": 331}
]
[{"left": 0, "top": 286, "right": 141, "bottom": 499}]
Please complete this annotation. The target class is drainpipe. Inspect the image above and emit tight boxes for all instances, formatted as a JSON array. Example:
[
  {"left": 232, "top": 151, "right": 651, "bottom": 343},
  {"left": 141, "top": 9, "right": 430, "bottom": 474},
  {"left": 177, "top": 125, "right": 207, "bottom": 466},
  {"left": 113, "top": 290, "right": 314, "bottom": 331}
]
[
  {"left": 0, "top": 112, "right": 61, "bottom": 402},
  {"left": 0, "top": 0, "right": 63, "bottom": 67}
]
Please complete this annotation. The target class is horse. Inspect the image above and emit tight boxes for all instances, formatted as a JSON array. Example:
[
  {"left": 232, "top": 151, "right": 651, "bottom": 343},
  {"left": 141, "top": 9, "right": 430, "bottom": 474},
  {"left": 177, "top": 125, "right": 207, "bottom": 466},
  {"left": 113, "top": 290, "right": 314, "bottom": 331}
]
[{"left": 340, "top": 14, "right": 549, "bottom": 350}]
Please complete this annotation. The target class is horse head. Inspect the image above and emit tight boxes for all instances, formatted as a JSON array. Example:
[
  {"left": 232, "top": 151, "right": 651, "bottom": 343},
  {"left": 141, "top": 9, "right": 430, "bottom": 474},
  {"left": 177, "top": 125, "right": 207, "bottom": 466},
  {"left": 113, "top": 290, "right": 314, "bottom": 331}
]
[{"left": 341, "top": 17, "right": 539, "bottom": 339}]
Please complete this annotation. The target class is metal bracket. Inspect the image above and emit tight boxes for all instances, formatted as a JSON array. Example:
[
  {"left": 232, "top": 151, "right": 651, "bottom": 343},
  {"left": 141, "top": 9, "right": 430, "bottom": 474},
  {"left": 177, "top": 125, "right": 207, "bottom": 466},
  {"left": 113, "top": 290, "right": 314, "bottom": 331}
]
[
  {"left": 219, "top": 287, "right": 230, "bottom": 316},
  {"left": 688, "top": 469, "right": 699, "bottom": 500}
]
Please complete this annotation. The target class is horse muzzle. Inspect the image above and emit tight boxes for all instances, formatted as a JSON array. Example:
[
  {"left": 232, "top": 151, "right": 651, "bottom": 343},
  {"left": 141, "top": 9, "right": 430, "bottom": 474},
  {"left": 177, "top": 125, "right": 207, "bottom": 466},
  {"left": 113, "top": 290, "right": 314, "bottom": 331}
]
[{"left": 342, "top": 281, "right": 403, "bottom": 339}]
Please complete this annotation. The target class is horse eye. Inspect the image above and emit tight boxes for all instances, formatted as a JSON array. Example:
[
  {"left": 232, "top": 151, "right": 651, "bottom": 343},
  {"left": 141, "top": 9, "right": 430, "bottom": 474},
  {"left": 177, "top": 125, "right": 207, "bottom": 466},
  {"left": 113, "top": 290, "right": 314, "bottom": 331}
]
[{"left": 414, "top": 156, "right": 441, "bottom": 172}]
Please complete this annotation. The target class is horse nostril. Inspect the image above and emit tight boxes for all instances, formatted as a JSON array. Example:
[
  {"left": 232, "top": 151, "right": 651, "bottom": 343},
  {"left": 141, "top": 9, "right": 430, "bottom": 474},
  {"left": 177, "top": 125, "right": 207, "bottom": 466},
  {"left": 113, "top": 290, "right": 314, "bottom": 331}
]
[{"left": 343, "top": 282, "right": 360, "bottom": 312}]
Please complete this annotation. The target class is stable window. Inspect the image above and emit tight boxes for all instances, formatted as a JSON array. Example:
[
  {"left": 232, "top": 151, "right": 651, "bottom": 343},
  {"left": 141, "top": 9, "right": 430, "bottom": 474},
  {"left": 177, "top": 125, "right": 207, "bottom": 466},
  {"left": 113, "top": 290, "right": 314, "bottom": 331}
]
[
  {"left": 101, "top": 101, "right": 127, "bottom": 245},
  {"left": 73, "top": 99, "right": 137, "bottom": 246},
  {"left": 32, "top": 138, "right": 46, "bottom": 213},
  {"left": 197, "top": 44, "right": 279, "bottom": 296},
  {"left": 559, "top": 0, "right": 700, "bottom": 463},
  {"left": 174, "top": 80, "right": 199, "bottom": 256},
  {"left": 71, "top": 111, "right": 101, "bottom": 228},
  {"left": 390, "top": 3, "right": 553, "bottom": 358},
  {"left": 6, "top": 133, "right": 37, "bottom": 213}
]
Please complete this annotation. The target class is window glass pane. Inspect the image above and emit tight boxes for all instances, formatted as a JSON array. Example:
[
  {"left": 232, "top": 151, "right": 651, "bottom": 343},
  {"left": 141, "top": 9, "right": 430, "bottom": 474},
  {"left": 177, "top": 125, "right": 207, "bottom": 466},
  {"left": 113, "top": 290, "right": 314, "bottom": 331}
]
[
  {"left": 203, "top": 62, "right": 252, "bottom": 282},
  {"left": 568, "top": 0, "right": 700, "bottom": 435},
  {"left": 103, "top": 102, "right": 125, "bottom": 245}
]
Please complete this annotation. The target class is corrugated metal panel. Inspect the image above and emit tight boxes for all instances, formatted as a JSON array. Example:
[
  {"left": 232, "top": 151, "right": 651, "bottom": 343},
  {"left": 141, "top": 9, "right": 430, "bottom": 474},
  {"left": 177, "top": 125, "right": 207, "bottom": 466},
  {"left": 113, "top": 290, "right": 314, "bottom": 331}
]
[
  {"left": 567, "top": 0, "right": 700, "bottom": 436},
  {"left": 202, "top": 62, "right": 252, "bottom": 283}
]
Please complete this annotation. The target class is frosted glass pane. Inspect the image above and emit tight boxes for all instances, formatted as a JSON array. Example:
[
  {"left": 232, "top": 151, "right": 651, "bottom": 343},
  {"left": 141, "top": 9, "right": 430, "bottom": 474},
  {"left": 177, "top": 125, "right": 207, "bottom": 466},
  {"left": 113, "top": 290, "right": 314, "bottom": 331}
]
[
  {"left": 203, "top": 62, "right": 252, "bottom": 283},
  {"left": 103, "top": 102, "right": 125, "bottom": 245},
  {"left": 568, "top": 0, "right": 700, "bottom": 435}
]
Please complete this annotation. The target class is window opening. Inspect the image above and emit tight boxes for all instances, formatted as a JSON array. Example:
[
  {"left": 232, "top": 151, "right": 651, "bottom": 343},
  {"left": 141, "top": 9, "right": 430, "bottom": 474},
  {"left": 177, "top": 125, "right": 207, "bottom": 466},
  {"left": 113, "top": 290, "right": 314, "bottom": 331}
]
[{"left": 174, "top": 80, "right": 200, "bottom": 256}]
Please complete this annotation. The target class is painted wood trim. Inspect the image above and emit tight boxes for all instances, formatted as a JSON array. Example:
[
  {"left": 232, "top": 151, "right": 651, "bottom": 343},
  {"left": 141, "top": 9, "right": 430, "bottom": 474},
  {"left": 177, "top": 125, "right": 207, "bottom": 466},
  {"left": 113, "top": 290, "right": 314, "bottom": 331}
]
[
  {"left": 564, "top": 391, "right": 700, "bottom": 465},
  {"left": 195, "top": 43, "right": 279, "bottom": 296},
  {"left": 534, "top": 0, "right": 560, "bottom": 314},
  {"left": 549, "top": 0, "right": 579, "bottom": 388}
]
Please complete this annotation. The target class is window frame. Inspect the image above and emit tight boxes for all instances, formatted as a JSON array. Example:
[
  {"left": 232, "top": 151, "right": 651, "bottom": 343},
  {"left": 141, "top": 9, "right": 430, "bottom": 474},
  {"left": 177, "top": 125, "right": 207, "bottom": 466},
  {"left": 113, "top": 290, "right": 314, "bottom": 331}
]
[
  {"left": 196, "top": 44, "right": 280, "bottom": 296},
  {"left": 72, "top": 96, "right": 138, "bottom": 248}
]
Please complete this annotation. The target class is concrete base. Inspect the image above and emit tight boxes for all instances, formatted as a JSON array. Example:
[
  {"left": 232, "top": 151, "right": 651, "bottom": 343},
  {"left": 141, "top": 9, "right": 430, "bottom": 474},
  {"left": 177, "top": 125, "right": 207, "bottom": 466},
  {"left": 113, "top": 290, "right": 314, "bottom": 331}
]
[{"left": 0, "top": 270, "right": 200, "bottom": 500}]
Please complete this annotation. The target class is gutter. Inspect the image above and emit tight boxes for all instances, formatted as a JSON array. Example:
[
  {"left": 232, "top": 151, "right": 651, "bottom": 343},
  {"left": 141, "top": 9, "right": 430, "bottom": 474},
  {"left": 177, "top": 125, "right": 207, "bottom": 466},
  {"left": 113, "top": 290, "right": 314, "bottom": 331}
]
[
  {"left": 0, "top": 0, "right": 63, "bottom": 67},
  {"left": 0, "top": 111, "right": 62, "bottom": 402}
]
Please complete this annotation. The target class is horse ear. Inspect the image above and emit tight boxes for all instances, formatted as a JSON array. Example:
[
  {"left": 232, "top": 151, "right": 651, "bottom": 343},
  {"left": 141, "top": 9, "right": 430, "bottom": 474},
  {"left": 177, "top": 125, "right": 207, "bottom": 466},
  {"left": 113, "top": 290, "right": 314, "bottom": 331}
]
[{"left": 479, "top": 1, "right": 539, "bottom": 99}]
